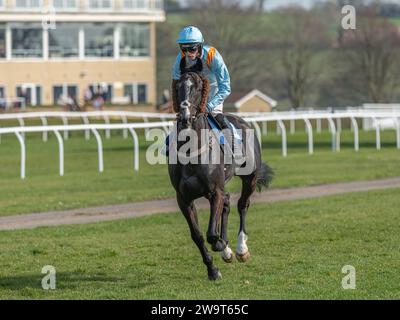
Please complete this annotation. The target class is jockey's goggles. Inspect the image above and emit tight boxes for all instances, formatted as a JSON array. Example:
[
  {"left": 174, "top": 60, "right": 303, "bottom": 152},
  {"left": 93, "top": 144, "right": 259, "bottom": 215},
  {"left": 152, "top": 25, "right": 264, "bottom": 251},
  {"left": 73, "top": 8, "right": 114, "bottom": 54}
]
[{"left": 180, "top": 44, "right": 200, "bottom": 53}]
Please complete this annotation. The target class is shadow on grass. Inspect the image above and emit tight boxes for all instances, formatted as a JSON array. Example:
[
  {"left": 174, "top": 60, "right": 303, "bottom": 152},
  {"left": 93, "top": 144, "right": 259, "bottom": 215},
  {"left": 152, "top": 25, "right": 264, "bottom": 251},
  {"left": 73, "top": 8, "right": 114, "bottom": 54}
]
[{"left": 0, "top": 272, "right": 123, "bottom": 290}]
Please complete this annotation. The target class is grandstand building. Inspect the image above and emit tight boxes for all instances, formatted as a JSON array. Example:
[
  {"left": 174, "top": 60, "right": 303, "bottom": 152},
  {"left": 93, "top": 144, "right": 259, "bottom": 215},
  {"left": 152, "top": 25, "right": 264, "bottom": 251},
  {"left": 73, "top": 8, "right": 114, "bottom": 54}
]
[{"left": 0, "top": 0, "right": 165, "bottom": 107}]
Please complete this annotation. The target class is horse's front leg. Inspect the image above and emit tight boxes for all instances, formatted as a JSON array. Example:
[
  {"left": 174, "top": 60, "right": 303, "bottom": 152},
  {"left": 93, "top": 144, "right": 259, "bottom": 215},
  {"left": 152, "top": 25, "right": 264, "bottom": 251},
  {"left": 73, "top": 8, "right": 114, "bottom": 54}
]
[
  {"left": 177, "top": 193, "right": 222, "bottom": 281},
  {"left": 206, "top": 188, "right": 227, "bottom": 252}
]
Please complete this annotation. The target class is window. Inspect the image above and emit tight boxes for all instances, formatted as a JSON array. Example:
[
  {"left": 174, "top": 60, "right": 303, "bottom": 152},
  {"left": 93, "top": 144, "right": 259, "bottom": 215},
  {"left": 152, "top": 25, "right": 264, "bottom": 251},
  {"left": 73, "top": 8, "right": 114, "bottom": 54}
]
[
  {"left": 53, "top": 85, "right": 78, "bottom": 105},
  {"left": 52, "top": 0, "right": 78, "bottom": 10},
  {"left": 154, "top": 0, "right": 163, "bottom": 9},
  {"left": 89, "top": 83, "right": 113, "bottom": 102},
  {"left": 11, "top": 23, "right": 43, "bottom": 58},
  {"left": 88, "top": 0, "right": 112, "bottom": 10},
  {"left": 123, "top": 0, "right": 163, "bottom": 10},
  {"left": 124, "top": 83, "right": 148, "bottom": 104},
  {"left": 16, "top": 84, "right": 42, "bottom": 106},
  {"left": 123, "top": 84, "right": 133, "bottom": 103},
  {"left": 0, "top": 25, "right": 5, "bottom": 58},
  {"left": 84, "top": 23, "right": 114, "bottom": 57},
  {"left": 138, "top": 84, "right": 147, "bottom": 103},
  {"left": 0, "top": 86, "right": 5, "bottom": 110},
  {"left": 123, "top": 0, "right": 147, "bottom": 10},
  {"left": 15, "top": 0, "right": 42, "bottom": 9},
  {"left": 120, "top": 23, "right": 150, "bottom": 57},
  {"left": 49, "top": 23, "right": 79, "bottom": 58}
]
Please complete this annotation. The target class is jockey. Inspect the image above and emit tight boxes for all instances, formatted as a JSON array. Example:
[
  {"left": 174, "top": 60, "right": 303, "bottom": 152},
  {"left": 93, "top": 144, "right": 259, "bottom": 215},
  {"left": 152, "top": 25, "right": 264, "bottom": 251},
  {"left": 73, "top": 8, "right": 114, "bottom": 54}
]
[{"left": 172, "top": 26, "right": 232, "bottom": 132}]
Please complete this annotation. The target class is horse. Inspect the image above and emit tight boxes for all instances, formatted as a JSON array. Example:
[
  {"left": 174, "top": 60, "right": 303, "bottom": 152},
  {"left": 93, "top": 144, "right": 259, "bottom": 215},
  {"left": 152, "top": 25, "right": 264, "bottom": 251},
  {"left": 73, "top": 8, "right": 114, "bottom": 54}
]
[{"left": 167, "top": 59, "right": 273, "bottom": 280}]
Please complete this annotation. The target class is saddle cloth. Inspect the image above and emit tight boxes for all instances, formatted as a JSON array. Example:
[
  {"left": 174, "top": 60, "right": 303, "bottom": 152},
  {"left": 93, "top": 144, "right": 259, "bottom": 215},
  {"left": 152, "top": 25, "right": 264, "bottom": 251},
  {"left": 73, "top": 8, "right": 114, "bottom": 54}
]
[
  {"left": 206, "top": 115, "right": 242, "bottom": 145},
  {"left": 165, "top": 115, "right": 243, "bottom": 147}
]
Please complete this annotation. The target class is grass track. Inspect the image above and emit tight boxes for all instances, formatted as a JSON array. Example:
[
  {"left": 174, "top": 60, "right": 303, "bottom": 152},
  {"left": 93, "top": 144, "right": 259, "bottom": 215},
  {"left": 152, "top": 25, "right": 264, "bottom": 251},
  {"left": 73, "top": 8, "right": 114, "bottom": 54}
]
[
  {"left": 0, "top": 188, "right": 399, "bottom": 299},
  {"left": 0, "top": 128, "right": 399, "bottom": 216}
]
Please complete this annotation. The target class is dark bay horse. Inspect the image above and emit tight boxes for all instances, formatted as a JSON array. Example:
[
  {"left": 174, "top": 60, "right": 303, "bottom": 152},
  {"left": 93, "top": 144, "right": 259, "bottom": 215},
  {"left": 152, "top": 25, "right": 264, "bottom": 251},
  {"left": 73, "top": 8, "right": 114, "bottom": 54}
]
[{"left": 168, "top": 60, "right": 273, "bottom": 280}]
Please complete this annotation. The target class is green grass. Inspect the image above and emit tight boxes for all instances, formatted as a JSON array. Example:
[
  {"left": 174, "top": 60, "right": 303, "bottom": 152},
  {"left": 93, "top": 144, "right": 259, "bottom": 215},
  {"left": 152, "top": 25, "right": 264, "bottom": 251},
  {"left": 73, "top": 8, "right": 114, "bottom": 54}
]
[
  {"left": 0, "top": 188, "right": 399, "bottom": 299},
  {"left": 0, "top": 126, "right": 399, "bottom": 216},
  {"left": 390, "top": 18, "right": 400, "bottom": 26}
]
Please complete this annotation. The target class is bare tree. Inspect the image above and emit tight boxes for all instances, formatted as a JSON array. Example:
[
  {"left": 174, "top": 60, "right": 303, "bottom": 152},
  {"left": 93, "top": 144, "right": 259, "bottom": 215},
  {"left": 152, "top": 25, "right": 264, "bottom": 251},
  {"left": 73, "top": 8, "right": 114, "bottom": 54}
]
[
  {"left": 255, "top": 0, "right": 266, "bottom": 12},
  {"left": 187, "top": 0, "right": 266, "bottom": 90},
  {"left": 276, "top": 8, "right": 328, "bottom": 109},
  {"left": 341, "top": 11, "right": 400, "bottom": 103}
]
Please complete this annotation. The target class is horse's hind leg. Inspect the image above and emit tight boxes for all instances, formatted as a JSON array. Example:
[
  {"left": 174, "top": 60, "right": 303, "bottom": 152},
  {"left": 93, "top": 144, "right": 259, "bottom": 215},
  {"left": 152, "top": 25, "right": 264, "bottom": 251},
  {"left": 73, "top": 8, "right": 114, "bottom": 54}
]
[
  {"left": 236, "top": 173, "right": 257, "bottom": 262},
  {"left": 177, "top": 193, "right": 222, "bottom": 281},
  {"left": 220, "top": 192, "right": 234, "bottom": 263}
]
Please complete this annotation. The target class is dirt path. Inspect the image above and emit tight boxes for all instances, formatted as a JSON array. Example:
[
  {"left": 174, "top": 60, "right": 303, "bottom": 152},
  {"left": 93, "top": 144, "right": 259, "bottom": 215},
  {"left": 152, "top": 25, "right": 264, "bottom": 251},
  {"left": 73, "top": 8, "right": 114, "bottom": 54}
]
[{"left": 1, "top": 177, "right": 400, "bottom": 231}]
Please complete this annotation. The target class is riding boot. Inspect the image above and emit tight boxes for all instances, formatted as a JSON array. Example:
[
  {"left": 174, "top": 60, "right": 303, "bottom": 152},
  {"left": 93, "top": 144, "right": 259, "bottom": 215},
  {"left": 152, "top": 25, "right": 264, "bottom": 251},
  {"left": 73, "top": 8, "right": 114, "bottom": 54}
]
[
  {"left": 214, "top": 114, "right": 245, "bottom": 162},
  {"left": 214, "top": 114, "right": 237, "bottom": 158}
]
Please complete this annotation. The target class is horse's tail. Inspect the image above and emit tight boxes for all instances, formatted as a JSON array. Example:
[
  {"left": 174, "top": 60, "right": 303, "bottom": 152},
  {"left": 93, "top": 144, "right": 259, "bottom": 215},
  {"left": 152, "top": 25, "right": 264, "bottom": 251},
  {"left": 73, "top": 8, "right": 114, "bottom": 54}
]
[{"left": 256, "top": 162, "right": 274, "bottom": 192}]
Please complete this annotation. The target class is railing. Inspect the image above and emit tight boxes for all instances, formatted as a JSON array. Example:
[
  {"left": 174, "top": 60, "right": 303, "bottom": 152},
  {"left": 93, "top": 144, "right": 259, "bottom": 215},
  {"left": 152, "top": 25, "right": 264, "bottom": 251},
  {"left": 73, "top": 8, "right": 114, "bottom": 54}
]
[
  {"left": 0, "top": 121, "right": 173, "bottom": 179},
  {"left": 1, "top": 0, "right": 164, "bottom": 12},
  {"left": 242, "top": 110, "right": 400, "bottom": 156},
  {"left": 0, "top": 110, "right": 174, "bottom": 141},
  {"left": 1, "top": 109, "right": 400, "bottom": 179}
]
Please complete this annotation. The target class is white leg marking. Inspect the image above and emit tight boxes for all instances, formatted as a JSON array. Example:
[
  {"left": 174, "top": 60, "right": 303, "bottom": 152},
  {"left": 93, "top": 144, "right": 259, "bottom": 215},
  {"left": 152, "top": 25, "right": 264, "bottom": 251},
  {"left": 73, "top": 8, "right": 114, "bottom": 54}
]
[
  {"left": 236, "top": 231, "right": 248, "bottom": 255},
  {"left": 221, "top": 245, "right": 233, "bottom": 260}
]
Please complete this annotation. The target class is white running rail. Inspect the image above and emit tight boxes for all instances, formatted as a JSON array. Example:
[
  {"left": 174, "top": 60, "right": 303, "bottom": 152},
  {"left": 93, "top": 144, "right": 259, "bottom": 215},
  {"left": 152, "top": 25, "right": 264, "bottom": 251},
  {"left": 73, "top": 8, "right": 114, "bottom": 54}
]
[{"left": 1, "top": 110, "right": 400, "bottom": 179}]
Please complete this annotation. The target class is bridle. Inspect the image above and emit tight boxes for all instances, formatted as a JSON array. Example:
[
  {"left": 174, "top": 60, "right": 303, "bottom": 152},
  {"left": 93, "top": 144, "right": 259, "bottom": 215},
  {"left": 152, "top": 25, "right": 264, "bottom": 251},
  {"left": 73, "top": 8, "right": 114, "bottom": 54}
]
[{"left": 175, "top": 72, "right": 209, "bottom": 126}]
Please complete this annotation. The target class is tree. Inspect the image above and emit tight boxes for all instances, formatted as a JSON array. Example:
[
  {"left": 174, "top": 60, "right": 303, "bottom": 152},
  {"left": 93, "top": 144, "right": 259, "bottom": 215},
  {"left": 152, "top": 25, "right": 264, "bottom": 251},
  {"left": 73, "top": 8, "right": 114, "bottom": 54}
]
[
  {"left": 255, "top": 0, "right": 267, "bottom": 12},
  {"left": 341, "top": 11, "right": 400, "bottom": 103},
  {"left": 187, "top": 0, "right": 266, "bottom": 90},
  {"left": 165, "top": 0, "right": 181, "bottom": 12},
  {"left": 275, "top": 7, "right": 329, "bottom": 109}
]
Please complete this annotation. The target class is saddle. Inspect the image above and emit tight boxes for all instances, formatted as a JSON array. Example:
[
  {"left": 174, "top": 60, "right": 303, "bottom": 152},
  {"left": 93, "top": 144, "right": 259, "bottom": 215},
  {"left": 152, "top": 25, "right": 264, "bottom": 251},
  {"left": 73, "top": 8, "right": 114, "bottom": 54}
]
[
  {"left": 164, "top": 115, "right": 244, "bottom": 160},
  {"left": 206, "top": 115, "right": 242, "bottom": 146}
]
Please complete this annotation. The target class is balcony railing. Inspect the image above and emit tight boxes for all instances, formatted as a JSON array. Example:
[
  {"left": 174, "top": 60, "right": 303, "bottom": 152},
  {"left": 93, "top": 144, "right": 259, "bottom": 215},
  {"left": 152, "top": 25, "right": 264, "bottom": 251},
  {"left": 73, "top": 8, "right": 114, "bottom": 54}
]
[{"left": 0, "top": 0, "right": 164, "bottom": 12}]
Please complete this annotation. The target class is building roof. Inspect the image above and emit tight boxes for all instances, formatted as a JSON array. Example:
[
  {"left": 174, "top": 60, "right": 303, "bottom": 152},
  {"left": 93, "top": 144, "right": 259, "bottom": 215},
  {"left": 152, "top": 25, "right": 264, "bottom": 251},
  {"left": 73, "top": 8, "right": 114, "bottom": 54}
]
[{"left": 226, "top": 89, "right": 277, "bottom": 109}]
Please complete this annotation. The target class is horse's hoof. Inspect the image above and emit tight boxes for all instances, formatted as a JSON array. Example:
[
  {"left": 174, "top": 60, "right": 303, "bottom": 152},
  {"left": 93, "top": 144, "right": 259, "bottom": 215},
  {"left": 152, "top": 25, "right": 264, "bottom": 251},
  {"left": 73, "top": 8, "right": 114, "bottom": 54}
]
[
  {"left": 236, "top": 251, "right": 250, "bottom": 263},
  {"left": 221, "top": 247, "right": 234, "bottom": 263},
  {"left": 208, "top": 268, "right": 222, "bottom": 281},
  {"left": 221, "top": 253, "right": 234, "bottom": 263}
]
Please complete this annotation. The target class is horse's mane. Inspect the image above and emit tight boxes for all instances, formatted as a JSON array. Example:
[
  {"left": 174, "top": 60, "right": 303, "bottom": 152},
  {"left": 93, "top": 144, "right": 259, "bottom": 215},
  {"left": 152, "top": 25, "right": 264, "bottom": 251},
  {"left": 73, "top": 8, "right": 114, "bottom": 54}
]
[
  {"left": 199, "top": 75, "right": 209, "bottom": 114},
  {"left": 172, "top": 57, "right": 209, "bottom": 114}
]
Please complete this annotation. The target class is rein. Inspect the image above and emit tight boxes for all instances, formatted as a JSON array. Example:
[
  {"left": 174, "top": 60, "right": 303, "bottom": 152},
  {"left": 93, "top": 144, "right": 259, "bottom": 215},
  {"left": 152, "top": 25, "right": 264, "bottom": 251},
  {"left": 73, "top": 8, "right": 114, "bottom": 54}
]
[
  {"left": 176, "top": 112, "right": 210, "bottom": 160},
  {"left": 172, "top": 73, "right": 210, "bottom": 114},
  {"left": 173, "top": 71, "right": 211, "bottom": 161}
]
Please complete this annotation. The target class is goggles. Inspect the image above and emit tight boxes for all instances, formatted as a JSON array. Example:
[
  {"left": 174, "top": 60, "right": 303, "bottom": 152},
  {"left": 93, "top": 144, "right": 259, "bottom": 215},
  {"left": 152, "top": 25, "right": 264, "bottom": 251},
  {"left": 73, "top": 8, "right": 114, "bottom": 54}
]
[{"left": 180, "top": 44, "right": 200, "bottom": 53}]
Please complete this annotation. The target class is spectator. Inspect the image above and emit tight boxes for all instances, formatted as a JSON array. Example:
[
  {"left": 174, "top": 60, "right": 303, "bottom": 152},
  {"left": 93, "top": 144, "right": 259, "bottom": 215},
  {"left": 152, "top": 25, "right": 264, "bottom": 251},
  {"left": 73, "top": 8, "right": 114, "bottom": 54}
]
[
  {"left": 162, "top": 89, "right": 170, "bottom": 104},
  {"left": 93, "top": 95, "right": 104, "bottom": 110},
  {"left": 100, "top": 83, "right": 108, "bottom": 102},
  {"left": 84, "top": 87, "right": 92, "bottom": 106}
]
